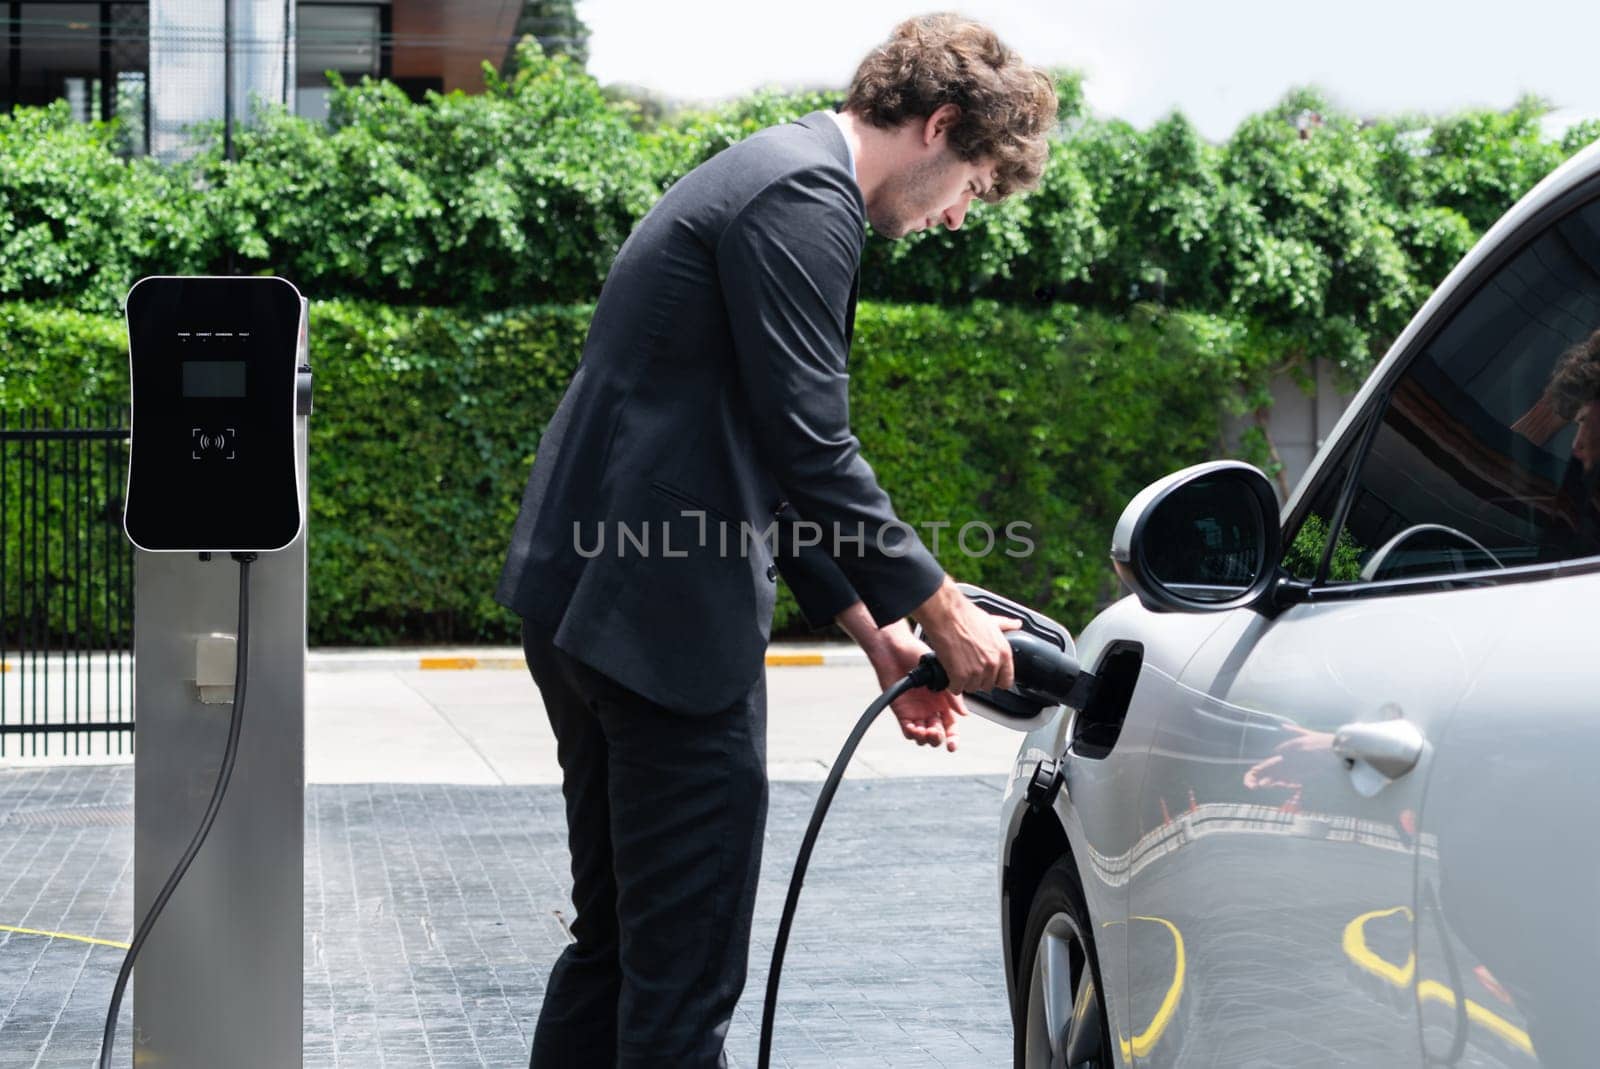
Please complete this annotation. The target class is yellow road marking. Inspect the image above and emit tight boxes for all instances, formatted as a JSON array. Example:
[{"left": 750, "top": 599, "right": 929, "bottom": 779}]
[
  {"left": 1343, "top": 907, "right": 1415, "bottom": 987},
  {"left": 1118, "top": 915, "right": 1186, "bottom": 1061},
  {"left": 1344, "top": 907, "right": 1534, "bottom": 1057},
  {"left": 1416, "top": 980, "right": 1536, "bottom": 1056},
  {"left": 0, "top": 923, "right": 129, "bottom": 950}
]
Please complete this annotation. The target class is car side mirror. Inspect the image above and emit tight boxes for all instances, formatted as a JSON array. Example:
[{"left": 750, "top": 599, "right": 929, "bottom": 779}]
[{"left": 1110, "top": 461, "right": 1282, "bottom": 614}]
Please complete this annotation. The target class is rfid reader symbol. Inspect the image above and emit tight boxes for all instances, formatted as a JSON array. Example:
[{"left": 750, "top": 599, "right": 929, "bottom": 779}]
[{"left": 192, "top": 427, "right": 237, "bottom": 461}]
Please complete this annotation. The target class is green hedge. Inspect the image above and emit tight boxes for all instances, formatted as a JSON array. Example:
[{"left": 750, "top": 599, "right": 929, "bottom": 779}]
[
  {"left": 0, "top": 305, "right": 132, "bottom": 647},
  {"left": 2, "top": 297, "right": 1278, "bottom": 645}
]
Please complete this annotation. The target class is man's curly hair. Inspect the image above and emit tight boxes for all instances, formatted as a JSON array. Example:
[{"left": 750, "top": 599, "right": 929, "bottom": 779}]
[
  {"left": 1547, "top": 329, "right": 1600, "bottom": 420},
  {"left": 844, "top": 14, "right": 1058, "bottom": 201}
]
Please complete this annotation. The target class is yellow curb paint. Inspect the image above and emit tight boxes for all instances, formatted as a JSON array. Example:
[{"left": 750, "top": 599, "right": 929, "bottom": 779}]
[
  {"left": 0, "top": 923, "right": 129, "bottom": 950},
  {"left": 419, "top": 657, "right": 479, "bottom": 670},
  {"left": 407, "top": 652, "right": 839, "bottom": 671}
]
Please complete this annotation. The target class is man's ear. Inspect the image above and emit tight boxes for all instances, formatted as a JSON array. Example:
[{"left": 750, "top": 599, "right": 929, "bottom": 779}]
[{"left": 921, "top": 103, "right": 963, "bottom": 147}]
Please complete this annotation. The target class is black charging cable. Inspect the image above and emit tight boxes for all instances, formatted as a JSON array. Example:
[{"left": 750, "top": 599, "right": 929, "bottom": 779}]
[
  {"left": 98, "top": 551, "right": 257, "bottom": 1069},
  {"left": 757, "top": 654, "right": 948, "bottom": 1069}
]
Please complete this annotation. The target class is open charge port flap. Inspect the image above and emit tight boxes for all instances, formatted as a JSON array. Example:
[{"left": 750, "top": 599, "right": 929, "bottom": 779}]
[{"left": 1069, "top": 641, "right": 1143, "bottom": 760}]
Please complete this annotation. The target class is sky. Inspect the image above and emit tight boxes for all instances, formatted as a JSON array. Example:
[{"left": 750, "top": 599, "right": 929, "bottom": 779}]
[{"left": 580, "top": 0, "right": 1600, "bottom": 141}]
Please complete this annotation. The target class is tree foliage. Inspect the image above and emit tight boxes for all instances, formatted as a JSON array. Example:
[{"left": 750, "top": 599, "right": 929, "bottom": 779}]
[
  {"left": 199, "top": 45, "right": 659, "bottom": 307},
  {"left": 1, "top": 42, "right": 1593, "bottom": 387},
  {"left": 0, "top": 103, "right": 211, "bottom": 309},
  {"left": 504, "top": 0, "right": 591, "bottom": 71}
]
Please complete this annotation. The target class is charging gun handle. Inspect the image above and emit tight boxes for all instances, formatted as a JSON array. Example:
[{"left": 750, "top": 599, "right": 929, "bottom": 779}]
[
  {"left": 913, "top": 652, "right": 949, "bottom": 692},
  {"left": 912, "top": 635, "right": 1080, "bottom": 704}
]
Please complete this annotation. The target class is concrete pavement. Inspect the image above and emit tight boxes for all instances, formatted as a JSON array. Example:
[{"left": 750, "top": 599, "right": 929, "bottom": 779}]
[
  {"left": 0, "top": 767, "right": 1016, "bottom": 1067},
  {"left": 0, "top": 644, "right": 1031, "bottom": 784},
  {"left": 305, "top": 648, "right": 1025, "bottom": 785},
  {"left": 0, "top": 645, "right": 1031, "bottom": 1066}
]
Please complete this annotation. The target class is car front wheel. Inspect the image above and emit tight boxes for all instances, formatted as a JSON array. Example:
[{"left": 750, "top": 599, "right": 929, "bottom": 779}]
[{"left": 1014, "top": 856, "right": 1113, "bottom": 1069}]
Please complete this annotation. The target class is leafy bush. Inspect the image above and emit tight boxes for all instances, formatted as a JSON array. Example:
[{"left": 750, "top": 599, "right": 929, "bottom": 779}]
[
  {"left": 0, "top": 302, "right": 129, "bottom": 406},
  {"left": 648, "top": 87, "right": 846, "bottom": 182},
  {"left": 845, "top": 301, "right": 1273, "bottom": 622},
  {"left": 0, "top": 104, "right": 210, "bottom": 314},
  {"left": 203, "top": 47, "right": 660, "bottom": 308},
  {"left": 1, "top": 43, "right": 1594, "bottom": 388}
]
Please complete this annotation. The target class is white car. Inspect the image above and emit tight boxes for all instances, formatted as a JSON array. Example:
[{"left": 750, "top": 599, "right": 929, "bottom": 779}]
[{"left": 999, "top": 137, "right": 1600, "bottom": 1068}]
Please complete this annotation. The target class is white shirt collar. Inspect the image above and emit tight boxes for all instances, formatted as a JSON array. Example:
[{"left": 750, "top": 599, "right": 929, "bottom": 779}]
[{"left": 827, "top": 110, "right": 857, "bottom": 179}]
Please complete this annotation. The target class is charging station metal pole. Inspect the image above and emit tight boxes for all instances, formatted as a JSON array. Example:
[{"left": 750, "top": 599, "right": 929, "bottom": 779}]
[{"left": 128, "top": 291, "right": 309, "bottom": 1068}]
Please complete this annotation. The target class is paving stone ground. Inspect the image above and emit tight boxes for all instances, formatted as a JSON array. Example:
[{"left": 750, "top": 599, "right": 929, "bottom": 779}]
[{"left": 0, "top": 765, "right": 1014, "bottom": 1067}]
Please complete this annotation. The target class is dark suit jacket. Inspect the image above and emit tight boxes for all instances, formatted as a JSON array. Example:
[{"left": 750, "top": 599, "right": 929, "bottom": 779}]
[{"left": 494, "top": 111, "right": 945, "bottom": 714}]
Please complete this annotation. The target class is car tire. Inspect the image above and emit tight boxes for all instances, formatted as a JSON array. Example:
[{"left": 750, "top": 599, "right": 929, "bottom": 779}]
[{"left": 1014, "top": 856, "right": 1114, "bottom": 1069}]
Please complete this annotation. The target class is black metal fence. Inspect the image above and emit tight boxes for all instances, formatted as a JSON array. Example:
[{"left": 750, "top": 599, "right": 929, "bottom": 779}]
[{"left": 0, "top": 408, "right": 134, "bottom": 756}]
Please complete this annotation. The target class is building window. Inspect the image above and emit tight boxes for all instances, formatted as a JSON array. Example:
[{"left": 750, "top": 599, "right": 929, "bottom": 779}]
[
  {"left": 296, "top": 2, "right": 386, "bottom": 121},
  {"left": 3, "top": 1, "right": 150, "bottom": 153}
]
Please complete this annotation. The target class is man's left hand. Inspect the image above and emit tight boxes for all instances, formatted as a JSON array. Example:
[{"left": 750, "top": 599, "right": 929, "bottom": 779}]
[{"left": 866, "top": 628, "right": 968, "bottom": 751}]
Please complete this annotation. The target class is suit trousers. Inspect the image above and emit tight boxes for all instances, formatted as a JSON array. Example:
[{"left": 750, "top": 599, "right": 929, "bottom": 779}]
[{"left": 521, "top": 618, "right": 769, "bottom": 1068}]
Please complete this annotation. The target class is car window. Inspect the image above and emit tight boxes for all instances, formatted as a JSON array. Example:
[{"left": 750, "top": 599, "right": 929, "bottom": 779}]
[
  {"left": 1282, "top": 420, "right": 1367, "bottom": 582},
  {"left": 1332, "top": 196, "right": 1600, "bottom": 584}
]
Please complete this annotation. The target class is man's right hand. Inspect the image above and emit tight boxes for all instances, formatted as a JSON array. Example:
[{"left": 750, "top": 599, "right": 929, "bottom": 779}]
[{"left": 911, "top": 577, "right": 1017, "bottom": 694}]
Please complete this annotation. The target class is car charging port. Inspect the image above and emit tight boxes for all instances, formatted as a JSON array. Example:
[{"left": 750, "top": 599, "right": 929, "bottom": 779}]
[{"left": 1069, "top": 641, "right": 1143, "bottom": 759}]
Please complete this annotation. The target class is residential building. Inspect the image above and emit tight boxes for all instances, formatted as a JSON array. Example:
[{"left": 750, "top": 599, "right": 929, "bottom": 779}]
[{"left": 1, "top": 0, "right": 533, "bottom": 158}]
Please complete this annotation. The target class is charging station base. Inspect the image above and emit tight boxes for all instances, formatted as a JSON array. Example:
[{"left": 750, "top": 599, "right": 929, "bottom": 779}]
[{"left": 131, "top": 538, "right": 304, "bottom": 1067}]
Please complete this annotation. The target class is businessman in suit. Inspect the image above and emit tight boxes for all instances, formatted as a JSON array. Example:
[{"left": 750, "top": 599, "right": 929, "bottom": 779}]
[{"left": 495, "top": 15, "right": 1058, "bottom": 1066}]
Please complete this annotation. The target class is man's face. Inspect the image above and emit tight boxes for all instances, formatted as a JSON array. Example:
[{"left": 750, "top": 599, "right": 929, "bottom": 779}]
[
  {"left": 1574, "top": 399, "right": 1600, "bottom": 472},
  {"left": 867, "top": 147, "right": 996, "bottom": 240}
]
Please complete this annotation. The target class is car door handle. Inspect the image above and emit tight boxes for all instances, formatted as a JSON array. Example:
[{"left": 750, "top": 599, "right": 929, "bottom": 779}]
[{"left": 1332, "top": 719, "right": 1424, "bottom": 781}]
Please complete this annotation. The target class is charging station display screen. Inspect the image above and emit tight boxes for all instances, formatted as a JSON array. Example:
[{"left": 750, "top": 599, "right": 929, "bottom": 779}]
[{"left": 182, "top": 361, "right": 248, "bottom": 398}]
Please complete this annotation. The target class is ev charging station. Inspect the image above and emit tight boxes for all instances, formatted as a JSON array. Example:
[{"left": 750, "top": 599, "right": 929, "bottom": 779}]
[{"left": 117, "top": 276, "right": 310, "bottom": 1068}]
